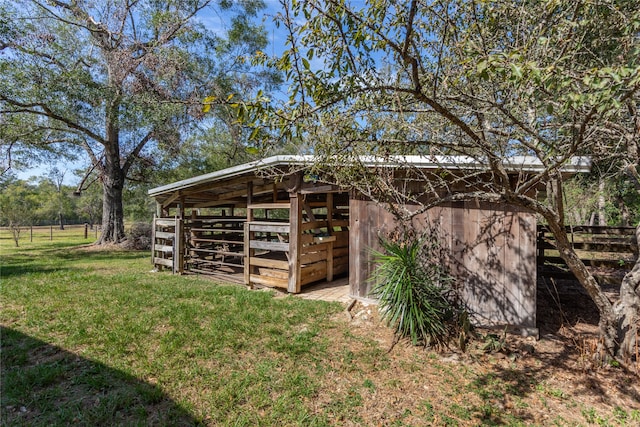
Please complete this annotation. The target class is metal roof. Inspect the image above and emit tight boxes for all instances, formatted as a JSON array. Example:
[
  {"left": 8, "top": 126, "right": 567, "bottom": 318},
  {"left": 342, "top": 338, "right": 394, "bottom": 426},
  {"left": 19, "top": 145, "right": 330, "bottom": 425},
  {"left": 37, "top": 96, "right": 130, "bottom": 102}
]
[{"left": 148, "top": 154, "right": 591, "bottom": 197}]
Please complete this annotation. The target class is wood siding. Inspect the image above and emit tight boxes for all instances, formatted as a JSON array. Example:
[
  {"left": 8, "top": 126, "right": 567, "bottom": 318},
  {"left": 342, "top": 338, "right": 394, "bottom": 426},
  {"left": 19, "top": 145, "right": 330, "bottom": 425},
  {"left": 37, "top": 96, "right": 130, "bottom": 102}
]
[{"left": 349, "top": 198, "right": 537, "bottom": 331}]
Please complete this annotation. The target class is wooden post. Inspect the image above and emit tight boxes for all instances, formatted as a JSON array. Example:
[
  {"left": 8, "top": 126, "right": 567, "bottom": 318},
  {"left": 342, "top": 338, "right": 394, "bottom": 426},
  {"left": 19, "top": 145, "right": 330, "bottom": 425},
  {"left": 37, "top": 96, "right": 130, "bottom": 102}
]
[
  {"left": 30, "top": 225, "right": 33, "bottom": 242},
  {"left": 151, "top": 214, "right": 157, "bottom": 267},
  {"left": 84, "top": 223, "right": 88, "bottom": 239},
  {"left": 326, "top": 193, "right": 334, "bottom": 282},
  {"left": 50, "top": 225, "right": 53, "bottom": 240},
  {"left": 288, "top": 192, "right": 302, "bottom": 293},
  {"left": 244, "top": 181, "right": 254, "bottom": 288},
  {"left": 190, "top": 210, "right": 197, "bottom": 261},
  {"left": 174, "top": 216, "right": 184, "bottom": 274}
]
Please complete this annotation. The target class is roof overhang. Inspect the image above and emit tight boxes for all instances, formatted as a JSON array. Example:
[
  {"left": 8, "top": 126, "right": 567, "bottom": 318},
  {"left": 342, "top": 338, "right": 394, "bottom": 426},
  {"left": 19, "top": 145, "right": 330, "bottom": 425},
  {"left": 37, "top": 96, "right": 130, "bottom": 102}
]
[{"left": 148, "top": 154, "right": 592, "bottom": 198}]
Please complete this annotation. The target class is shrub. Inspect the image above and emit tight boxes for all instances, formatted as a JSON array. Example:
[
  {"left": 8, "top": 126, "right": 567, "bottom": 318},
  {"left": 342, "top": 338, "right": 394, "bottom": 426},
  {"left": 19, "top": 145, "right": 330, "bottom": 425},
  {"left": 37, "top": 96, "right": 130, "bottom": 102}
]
[{"left": 369, "top": 230, "right": 468, "bottom": 348}]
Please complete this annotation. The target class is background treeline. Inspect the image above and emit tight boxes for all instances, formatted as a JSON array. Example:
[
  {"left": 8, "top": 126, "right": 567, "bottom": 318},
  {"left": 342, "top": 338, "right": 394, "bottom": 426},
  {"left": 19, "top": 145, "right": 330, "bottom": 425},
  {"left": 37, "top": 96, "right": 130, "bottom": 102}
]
[{"left": 4, "top": 167, "right": 639, "bottom": 231}]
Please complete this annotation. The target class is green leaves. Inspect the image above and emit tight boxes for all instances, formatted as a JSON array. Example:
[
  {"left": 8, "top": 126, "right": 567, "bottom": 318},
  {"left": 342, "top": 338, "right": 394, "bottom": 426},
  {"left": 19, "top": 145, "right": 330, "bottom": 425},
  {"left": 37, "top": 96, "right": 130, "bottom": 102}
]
[
  {"left": 369, "top": 232, "right": 460, "bottom": 348},
  {"left": 202, "top": 96, "right": 216, "bottom": 113}
]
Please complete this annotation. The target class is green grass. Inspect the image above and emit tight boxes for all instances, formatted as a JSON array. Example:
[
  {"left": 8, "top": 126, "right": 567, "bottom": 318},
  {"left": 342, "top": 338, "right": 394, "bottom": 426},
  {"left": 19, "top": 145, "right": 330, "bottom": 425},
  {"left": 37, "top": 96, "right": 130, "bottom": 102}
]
[
  {"left": 1, "top": 238, "right": 636, "bottom": 426},
  {"left": 1, "top": 239, "right": 346, "bottom": 425}
]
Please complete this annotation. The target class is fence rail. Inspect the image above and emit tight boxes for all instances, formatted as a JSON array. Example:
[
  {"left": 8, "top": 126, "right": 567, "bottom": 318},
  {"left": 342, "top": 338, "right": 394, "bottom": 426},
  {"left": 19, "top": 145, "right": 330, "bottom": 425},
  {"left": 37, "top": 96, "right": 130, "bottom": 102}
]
[
  {"left": 0, "top": 224, "right": 101, "bottom": 243},
  {"left": 537, "top": 225, "right": 638, "bottom": 282}
]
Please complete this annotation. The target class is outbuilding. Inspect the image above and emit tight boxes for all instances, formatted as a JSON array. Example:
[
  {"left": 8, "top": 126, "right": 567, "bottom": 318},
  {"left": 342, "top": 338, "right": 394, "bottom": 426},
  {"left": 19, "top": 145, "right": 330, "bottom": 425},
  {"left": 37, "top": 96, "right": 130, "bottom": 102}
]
[{"left": 148, "top": 155, "right": 590, "bottom": 335}]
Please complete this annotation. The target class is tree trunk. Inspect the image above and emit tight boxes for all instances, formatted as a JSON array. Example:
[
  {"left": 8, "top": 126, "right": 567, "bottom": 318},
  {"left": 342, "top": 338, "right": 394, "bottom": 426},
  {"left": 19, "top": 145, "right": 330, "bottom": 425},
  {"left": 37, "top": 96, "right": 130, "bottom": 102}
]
[
  {"left": 548, "top": 218, "right": 640, "bottom": 362},
  {"left": 546, "top": 220, "right": 619, "bottom": 353},
  {"left": 613, "top": 223, "right": 640, "bottom": 361},
  {"left": 96, "top": 145, "right": 126, "bottom": 244},
  {"left": 58, "top": 212, "right": 64, "bottom": 230}
]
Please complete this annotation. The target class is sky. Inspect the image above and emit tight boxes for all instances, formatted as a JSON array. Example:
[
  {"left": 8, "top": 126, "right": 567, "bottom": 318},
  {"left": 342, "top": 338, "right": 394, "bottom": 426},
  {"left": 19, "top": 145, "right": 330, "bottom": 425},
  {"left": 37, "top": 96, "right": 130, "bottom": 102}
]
[{"left": 14, "top": 0, "right": 292, "bottom": 186}]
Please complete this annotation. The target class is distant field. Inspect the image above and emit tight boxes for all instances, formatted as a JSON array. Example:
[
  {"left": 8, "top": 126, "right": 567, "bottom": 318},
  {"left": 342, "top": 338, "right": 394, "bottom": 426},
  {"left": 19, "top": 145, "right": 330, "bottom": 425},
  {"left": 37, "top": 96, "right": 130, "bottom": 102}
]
[{"left": 0, "top": 224, "right": 99, "bottom": 247}]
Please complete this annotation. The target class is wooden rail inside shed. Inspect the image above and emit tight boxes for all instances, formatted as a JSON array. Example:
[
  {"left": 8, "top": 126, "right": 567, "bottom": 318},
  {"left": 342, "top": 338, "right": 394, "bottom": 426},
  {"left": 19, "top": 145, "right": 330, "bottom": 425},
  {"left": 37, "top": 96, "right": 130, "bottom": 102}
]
[{"left": 150, "top": 168, "right": 349, "bottom": 292}]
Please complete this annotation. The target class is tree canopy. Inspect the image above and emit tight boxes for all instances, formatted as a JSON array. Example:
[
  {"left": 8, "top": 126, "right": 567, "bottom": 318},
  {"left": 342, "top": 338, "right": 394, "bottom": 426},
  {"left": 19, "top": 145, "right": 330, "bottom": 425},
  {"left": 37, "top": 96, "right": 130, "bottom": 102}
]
[
  {"left": 0, "top": 0, "right": 277, "bottom": 243},
  {"left": 252, "top": 0, "right": 640, "bottom": 361}
]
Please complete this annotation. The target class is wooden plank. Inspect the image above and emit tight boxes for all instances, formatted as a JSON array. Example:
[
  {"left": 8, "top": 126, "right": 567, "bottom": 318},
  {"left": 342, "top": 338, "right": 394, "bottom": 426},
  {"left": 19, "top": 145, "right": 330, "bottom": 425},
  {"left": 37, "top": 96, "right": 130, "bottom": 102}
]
[
  {"left": 256, "top": 267, "right": 288, "bottom": 280},
  {"left": 326, "top": 192, "right": 335, "bottom": 282},
  {"left": 301, "top": 233, "right": 315, "bottom": 245},
  {"left": 333, "top": 263, "right": 348, "bottom": 276},
  {"left": 543, "top": 256, "right": 635, "bottom": 265},
  {"left": 327, "top": 241, "right": 334, "bottom": 282},
  {"left": 189, "top": 248, "right": 244, "bottom": 257},
  {"left": 301, "top": 259, "right": 327, "bottom": 274},
  {"left": 301, "top": 242, "right": 329, "bottom": 253},
  {"left": 332, "top": 219, "right": 349, "bottom": 228},
  {"left": 249, "top": 274, "right": 288, "bottom": 288},
  {"left": 161, "top": 192, "right": 181, "bottom": 209},
  {"left": 249, "top": 257, "right": 289, "bottom": 270},
  {"left": 249, "top": 240, "right": 290, "bottom": 252},
  {"left": 190, "top": 238, "right": 244, "bottom": 245},
  {"left": 155, "top": 231, "right": 175, "bottom": 239},
  {"left": 249, "top": 203, "right": 291, "bottom": 210},
  {"left": 301, "top": 267, "right": 327, "bottom": 286},
  {"left": 288, "top": 194, "right": 302, "bottom": 293},
  {"left": 313, "top": 235, "right": 336, "bottom": 244},
  {"left": 540, "top": 241, "right": 634, "bottom": 252},
  {"left": 334, "top": 254, "right": 349, "bottom": 265},
  {"left": 188, "top": 215, "right": 247, "bottom": 221},
  {"left": 334, "top": 233, "right": 349, "bottom": 246},
  {"left": 154, "top": 244, "right": 173, "bottom": 253},
  {"left": 151, "top": 214, "right": 157, "bottom": 266},
  {"left": 519, "top": 208, "right": 537, "bottom": 329},
  {"left": 154, "top": 257, "right": 173, "bottom": 267},
  {"left": 175, "top": 217, "right": 184, "bottom": 274},
  {"left": 249, "top": 223, "right": 291, "bottom": 233},
  {"left": 333, "top": 247, "right": 349, "bottom": 257},
  {"left": 299, "top": 184, "right": 342, "bottom": 194},
  {"left": 155, "top": 219, "right": 177, "bottom": 227},
  {"left": 349, "top": 196, "right": 364, "bottom": 298},
  {"left": 301, "top": 249, "right": 328, "bottom": 265},
  {"left": 244, "top": 181, "right": 254, "bottom": 287},
  {"left": 187, "top": 258, "right": 242, "bottom": 268},
  {"left": 301, "top": 220, "right": 328, "bottom": 232}
]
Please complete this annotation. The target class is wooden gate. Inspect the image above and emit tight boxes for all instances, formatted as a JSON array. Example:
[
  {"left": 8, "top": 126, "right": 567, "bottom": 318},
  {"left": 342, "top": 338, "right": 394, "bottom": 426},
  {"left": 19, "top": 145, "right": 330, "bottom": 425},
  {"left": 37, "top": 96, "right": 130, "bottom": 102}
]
[{"left": 151, "top": 216, "right": 183, "bottom": 274}]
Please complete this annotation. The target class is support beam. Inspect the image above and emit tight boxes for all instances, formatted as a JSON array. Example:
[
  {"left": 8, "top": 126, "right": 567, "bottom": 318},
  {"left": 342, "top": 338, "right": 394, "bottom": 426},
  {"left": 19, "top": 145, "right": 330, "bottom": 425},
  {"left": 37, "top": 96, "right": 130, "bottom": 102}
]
[
  {"left": 244, "top": 181, "right": 255, "bottom": 289},
  {"left": 327, "top": 193, "right": 334, "bottom": 282},
  {"left": 288, "top": 192, "right": 302, "bottom": 293}
]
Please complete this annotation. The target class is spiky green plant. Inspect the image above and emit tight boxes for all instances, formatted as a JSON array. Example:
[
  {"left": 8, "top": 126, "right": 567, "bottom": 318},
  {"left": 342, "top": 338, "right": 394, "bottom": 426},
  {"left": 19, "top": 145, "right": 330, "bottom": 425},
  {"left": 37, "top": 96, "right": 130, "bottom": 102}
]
[{"left": 370, "top": 233, "right": 460, "bottom": 347}]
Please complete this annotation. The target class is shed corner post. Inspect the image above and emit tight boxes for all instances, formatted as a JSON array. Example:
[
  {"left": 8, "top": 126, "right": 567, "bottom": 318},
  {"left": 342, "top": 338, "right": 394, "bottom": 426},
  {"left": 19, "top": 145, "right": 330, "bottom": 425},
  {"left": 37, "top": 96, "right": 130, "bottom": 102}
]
[
  {"left": 288, "top": 191, "right": 302, "bottom": 293},
  {"left": 244, "top": 181, "right": 254, "bottom": 289},
  {"left": 174, "top": 199, "right": 185, "bottom": 274}
]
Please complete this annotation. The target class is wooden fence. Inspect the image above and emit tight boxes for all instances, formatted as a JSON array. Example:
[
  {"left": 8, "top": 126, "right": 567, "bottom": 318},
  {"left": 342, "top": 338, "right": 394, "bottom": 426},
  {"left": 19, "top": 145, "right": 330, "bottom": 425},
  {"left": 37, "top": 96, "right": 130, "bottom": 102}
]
[
  {"left": 0, "top": 224, "right": 99, "bottom": 243},
  {"left": 537, "top": 225, "right": 638, "bottom": 282}
]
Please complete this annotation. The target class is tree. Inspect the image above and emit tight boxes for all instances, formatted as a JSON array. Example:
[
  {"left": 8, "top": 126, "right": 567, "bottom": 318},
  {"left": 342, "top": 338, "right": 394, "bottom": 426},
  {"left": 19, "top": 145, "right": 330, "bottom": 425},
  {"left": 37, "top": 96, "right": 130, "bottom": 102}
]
[
  {"left": 0, "top": 0, "right": 272, "bottom": 244},
  {"left": 0, "top": 177, "right": 37, "bottom": 246},
  {"left": 35, "top": 168, "right": 75, "bottom": 229},
  {"left": 253, "top": 0, "right": 640, "bottom": 361}
]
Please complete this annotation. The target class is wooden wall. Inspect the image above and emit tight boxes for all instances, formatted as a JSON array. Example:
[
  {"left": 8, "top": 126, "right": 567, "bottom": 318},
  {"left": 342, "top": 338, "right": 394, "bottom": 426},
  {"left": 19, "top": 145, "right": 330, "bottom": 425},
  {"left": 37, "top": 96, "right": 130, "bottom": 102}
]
[{"left": 349, "top": 197, "right": 538, "bottom": 332}]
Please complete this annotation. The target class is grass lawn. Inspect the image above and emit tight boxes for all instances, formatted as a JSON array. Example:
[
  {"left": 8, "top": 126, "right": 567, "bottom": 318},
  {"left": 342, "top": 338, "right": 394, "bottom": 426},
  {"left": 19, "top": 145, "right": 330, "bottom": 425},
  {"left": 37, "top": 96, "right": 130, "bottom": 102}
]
[{"left": 1, "top": 236, "right": 639, "bottom": 426}]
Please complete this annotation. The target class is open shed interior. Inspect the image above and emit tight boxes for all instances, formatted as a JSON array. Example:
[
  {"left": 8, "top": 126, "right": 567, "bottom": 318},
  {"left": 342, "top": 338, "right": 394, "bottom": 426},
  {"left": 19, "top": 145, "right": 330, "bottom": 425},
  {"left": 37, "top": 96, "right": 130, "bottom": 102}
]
[{"left": 150, "top": 166, "right": 349, "bottom": 292}]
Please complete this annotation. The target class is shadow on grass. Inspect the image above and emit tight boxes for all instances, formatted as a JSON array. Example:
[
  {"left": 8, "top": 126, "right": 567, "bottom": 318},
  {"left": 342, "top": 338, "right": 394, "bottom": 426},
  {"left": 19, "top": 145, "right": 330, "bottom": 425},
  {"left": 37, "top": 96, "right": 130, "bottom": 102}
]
[{"left": 1, "top": 326, "right": 199, "bottom": 426}]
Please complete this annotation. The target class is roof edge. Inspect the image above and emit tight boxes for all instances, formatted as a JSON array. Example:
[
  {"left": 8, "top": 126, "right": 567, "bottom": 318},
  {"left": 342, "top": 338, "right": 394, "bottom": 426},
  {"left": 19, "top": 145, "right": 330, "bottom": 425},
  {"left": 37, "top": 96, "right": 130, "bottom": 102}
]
[{"left": 148, "top": 155, "right": 592, "bottom": 197}]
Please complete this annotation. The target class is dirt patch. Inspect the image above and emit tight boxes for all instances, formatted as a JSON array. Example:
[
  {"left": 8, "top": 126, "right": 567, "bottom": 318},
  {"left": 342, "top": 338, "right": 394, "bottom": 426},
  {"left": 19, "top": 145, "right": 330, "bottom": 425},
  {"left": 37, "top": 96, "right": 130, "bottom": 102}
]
[{"left": 319, "top": 289, "right": 640, "bottom": 426}]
